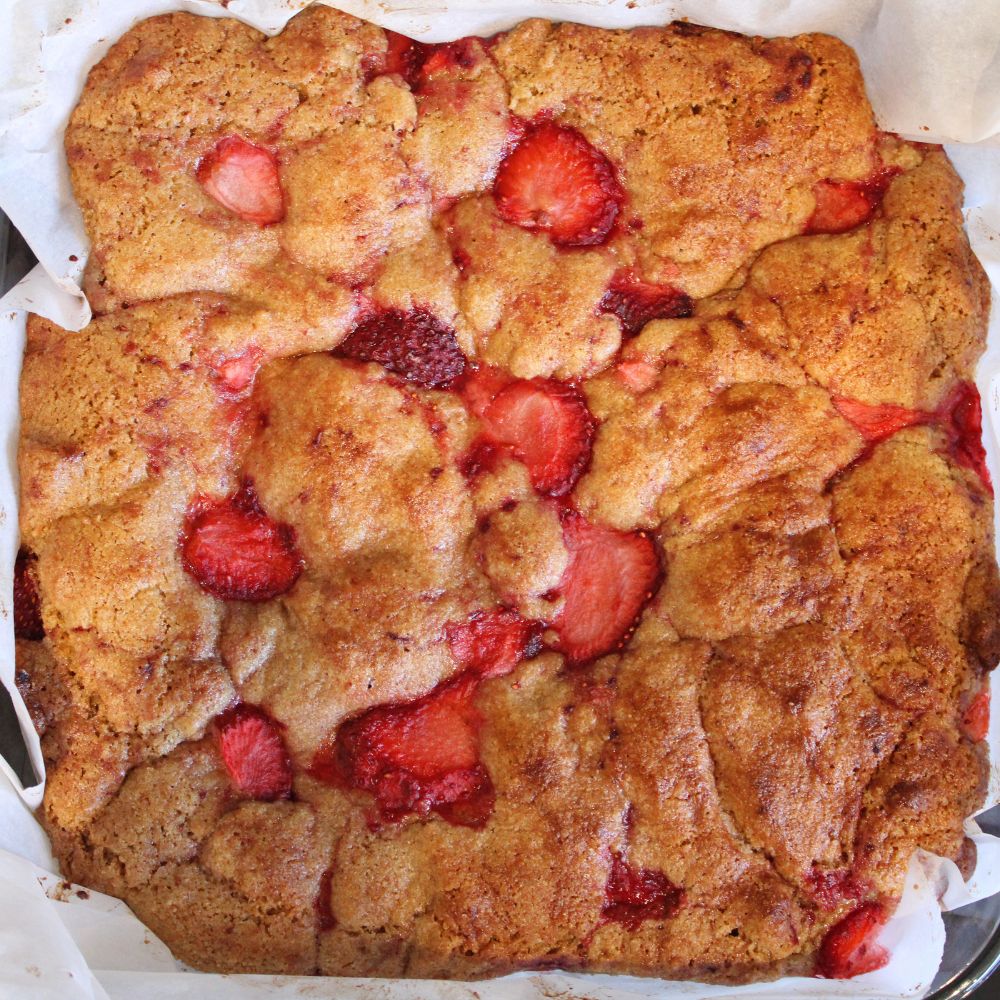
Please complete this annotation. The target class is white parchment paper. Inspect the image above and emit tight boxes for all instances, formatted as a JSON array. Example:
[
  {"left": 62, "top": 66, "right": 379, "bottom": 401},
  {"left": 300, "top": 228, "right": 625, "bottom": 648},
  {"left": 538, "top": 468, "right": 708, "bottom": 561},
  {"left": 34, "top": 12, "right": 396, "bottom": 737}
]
[{"left": 2, "top": 2, "right": 1000, "bottom": 998}]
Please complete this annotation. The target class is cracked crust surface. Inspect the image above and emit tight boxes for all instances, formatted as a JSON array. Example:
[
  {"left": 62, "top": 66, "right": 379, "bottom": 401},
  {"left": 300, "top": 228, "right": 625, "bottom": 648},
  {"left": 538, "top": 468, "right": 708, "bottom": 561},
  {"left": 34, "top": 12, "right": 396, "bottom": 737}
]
[{"left": 17, "top": 5, "right": 999, "bottom": 984}]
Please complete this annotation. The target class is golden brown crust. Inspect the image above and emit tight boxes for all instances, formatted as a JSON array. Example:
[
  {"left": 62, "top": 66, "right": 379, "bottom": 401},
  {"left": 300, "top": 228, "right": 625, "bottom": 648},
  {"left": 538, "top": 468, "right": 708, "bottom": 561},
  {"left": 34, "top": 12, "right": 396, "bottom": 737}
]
[
  {"left": 493, "top": 22, "right": 877, "bottom": 298},
  {"left": 17, "top": 5, "right": 997, "bottom": 984}
]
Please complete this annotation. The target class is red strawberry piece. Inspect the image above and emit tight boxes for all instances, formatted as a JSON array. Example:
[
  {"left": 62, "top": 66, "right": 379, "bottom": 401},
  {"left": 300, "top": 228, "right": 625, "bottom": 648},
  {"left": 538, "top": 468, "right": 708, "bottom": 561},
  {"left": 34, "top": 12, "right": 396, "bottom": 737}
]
[
  {"left": 458, "top": 438, "right": 504, "bottom": 483},
  {"left": 446, "top": 608, "right": 543, "bottom": 679},
  {"left": 312, "top": 674, "right": 495, "bottom": 828},
  {"left": 212, "top": 346, "right": 264, "bottom": 396},
  {"left": 601, "top": 852, "right": 685, "bottom": 930},
  {"left": 483, "top": 380, "right": 595, "bottom": 496},
  {"left": 13, "top": 548, "right": 44, "bottom": 641},
  {"left": 216, "top": 703, "right": 293, "bottom": 801},
  {"left": 937, "top": 381, "right": 993, "bottom": 494},
  {"left": 459, "top": 365, "right": 513, "bottom": 418},
  {"left": 832, "top": 395, "right": 926, "bottom": 445},
  {"left": 464, "top": 371, "right": 595, "bottom": 496},
  {"left": 364, "top": 30, "right": 430, "bottom": 85},
  {"left": 417, "top": 38, "right": 479, "bottom": 82},
  {"left": 385, "top": 31, "right": 425, "bottom": 78},
  {"left": 335, "top": 308, "right": 466, "bottom": 390},
  {"left": 600, "top": 272, "right": 693, "bottom": 337},
  {"left": 196, "top": 136, "right": 284, "bottom": 226},
  {"left": 493, "top": 121, "right": 624, "bottom": 247},
  {"left": 181, "top": 481, "right": 302, "bottom": 601},
  {"left": 815, "top": 901, "right": 889, "bottom": 979},
  {"left": 805, "top": 865, "right": 867, "bottom": 910},
  {"left": 553, "top": 513, "right": 662, "bottom": 664},
  {"left": 616, "top": 358, "right": 660, "bottom": 394},
  {"left": 805, "top": 167, "right": 900, "bottom": 235},
  {"left": 962, "top": 688, "right": 991, "bottom": 742},
  {"left": 806, "top": 180, "right": 872, "bottom": 235},
  {"left": 411, "top": 39, "right": 489, "bottom": 131}
]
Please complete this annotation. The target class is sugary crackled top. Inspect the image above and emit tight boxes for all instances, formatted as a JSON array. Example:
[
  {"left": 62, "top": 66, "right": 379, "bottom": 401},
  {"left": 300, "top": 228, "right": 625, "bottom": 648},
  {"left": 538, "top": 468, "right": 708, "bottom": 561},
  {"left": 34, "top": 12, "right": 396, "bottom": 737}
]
[{"left": 14, "top": 4, "right": 1000, "bottom": 984}]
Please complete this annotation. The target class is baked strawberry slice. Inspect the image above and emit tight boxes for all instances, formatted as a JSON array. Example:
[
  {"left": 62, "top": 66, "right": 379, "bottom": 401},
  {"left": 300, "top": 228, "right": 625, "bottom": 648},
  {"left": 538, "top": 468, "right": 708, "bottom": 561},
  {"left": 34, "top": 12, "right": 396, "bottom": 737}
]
[
  {"left": 446, "top": 608, "right": 543, "bottom": 679},
  {"left": 368, "top": 33, "right": 480, "bottom": 88},
  {"left": 553, "top": 514, "right": 662, "bottom": 664},
  {"left": 377, "top": 30, "right": 430, "bottom": 83},
  {"left": 459, "top": 365, "right": 513, "bottom": 418},
  {"left": 815, "top": 901, "right": 889, "bottom": 979},
  {"left": 601, "top": 852, "right": 685, "bottom": 930},
  {"left": 805, "top": 167, "right": 900, "bottom": 235},
  {"left": 466, "top": 373, "right": 595, "bottom": 496},
  {"left": 212, "top": 346, "right": 264, "bottom": 396},
  {"left": 805, "top": 865, "right": 867, "bottom": 910},
  {"left": 600, "top": 272, "right": 693, "bottom": 337},
  {"left": 335, "top": 308, "right": 466, "bottom": 390},
  {"left": 806, "top": 180, "right": 872, "bottom": 235},
  {"left": 457, "top": 438, "right": 503, "bottom": 482},
  {"left": 937, "top": 381, "right": 992, "bottom": 494},
  {"left": 196, "top": 136, "right": 284, "bottom": 225},
  {"left": 832, "top": 396, "right": 925, "bottom": 445},
  {"left": 13, "top": 547, "right": 44, "bottom": 641},
  {"left": 616, "top": 358, "right": 660, "bottom": 394},
  {"left": 416, "top": 38, "right": 480, "bottom": 82},
  {"left": 312, "top": 674, "right": 495, "bottom": 827},
  {"left": 181, "top": 481, "right": 302, "bottom": 601},
  {"left": 216, "top": 703, "right": 293, "bottom": 801},
  {"left": 962, "top": 688, "right": 991, "bottom": 742},
  {"left": 493, "top": 121, "right": 624, "bottom": 246}
]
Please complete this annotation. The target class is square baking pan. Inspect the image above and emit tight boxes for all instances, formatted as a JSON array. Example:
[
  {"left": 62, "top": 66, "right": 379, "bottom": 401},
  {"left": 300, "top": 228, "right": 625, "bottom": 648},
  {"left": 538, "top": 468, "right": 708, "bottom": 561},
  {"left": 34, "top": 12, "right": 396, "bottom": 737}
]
[{"left": 3, "top": 206, "right": 1000, "bottom": 998}]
